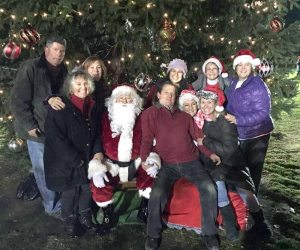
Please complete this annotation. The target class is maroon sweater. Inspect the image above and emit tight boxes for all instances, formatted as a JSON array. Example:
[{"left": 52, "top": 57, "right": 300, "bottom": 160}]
[{"left": 141, "top": 104, "right": 204, "bottom": 164}]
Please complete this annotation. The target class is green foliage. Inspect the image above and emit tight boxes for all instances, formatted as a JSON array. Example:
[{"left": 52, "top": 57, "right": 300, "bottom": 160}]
[{"left": 0, "top": 0, "right": 299, "bottom": 122}]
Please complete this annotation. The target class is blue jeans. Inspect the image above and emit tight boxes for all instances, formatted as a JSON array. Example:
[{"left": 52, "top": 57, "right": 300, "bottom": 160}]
[
  {"left": 216, "top": 181, "right": 229, "bottom": 207},
  {"left": 27, "top": 140, "right": 61, "bottom": 214}
]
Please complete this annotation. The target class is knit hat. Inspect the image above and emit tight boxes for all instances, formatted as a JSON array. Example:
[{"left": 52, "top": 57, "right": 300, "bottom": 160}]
[
  {"left": 178, "top": 90, "right": 199, "bottom": 110},
  {"left": 167, "top": 58, "right": 188, "bottom": 78},
  {"left": 233, "top": 49, "right": 261, "bottom": 69},
  {"left": 202, "top": 56, "right": 228, "bottom": 78}
]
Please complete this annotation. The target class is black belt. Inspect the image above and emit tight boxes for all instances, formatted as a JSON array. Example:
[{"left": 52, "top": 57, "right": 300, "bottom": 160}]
[{"left": 110, "top": 159, "right": 136, "bottom": 181}]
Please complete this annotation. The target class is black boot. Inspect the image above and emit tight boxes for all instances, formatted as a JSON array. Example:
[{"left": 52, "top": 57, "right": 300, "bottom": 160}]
[
  {"left": 96, "top": 204, "right": 113, "bottom": 235},
  {"left": 78, "top": 208, "right": 93, "bottom": 230},
  {"left": 65, "top": 214, "right": 78, "bottom": 238},
  {"left": 220, "top": 205, "right": 239, "bottom": 242},
  {"left": 137, "top": 197, "right": 149, "bottom": 224},
  {"left": 145, "top": 236, "right": 161, "bottom": 250},
  {"left": 244, "top": 209, "right": 272, "bottom": 244},
  {"left": 202, "top": 234, "right": 220, "bottom": 250}
]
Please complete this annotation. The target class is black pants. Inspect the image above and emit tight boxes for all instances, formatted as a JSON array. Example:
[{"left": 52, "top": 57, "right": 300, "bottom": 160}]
[
  {"left": 61, "top": 183, "right": 91, "bottom": 219},
  {"left": 239, "top": 134, "right": 271, "bottom": 195},
  {"left": 147, "top": 160, "right": 218, "bottom": 238}
]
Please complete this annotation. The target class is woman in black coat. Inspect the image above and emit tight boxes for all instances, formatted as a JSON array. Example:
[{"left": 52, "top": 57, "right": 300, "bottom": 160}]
[
  {"left": 198, "top": 90, "right": 272, "bottom": 244},
  {"left": 44, "top": 70, "right": 103, "bottom": 237}
]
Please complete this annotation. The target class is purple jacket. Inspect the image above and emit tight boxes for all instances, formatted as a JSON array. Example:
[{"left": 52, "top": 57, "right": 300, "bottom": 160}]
[{"left": 226, "top": 75, "right": 274, "bottom": 140}]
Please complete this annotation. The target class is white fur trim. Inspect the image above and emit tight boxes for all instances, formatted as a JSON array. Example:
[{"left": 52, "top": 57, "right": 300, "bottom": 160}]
[
  {"left": 134, "top": 157, "right": 142, "bottom": 169},
  {"left": 221, "top": 72, "right": 228, "bottom": 78},
  {"left": 88, "top": 159, "right": 107, "bottom": 179},
  {"left": 146, "top": 152, "right": 161, "bottom": 169},
  {"left": 215, "top": 105, "right": 224, "bottom": 112},
  {"left": 207, "top": 78, "right": 218, "bottom": 85},
  {"left": 111, "top": 85, "right": 137, "bottom": 98},
  {"left": 105, "top": 159, "right": 120, "bottom": 177},
  {"left": 202, "top": 57, "right": 222, "bottom": 75},
  {"left": 233, "top": 55, "right": 261, "bottom": 69},
  {"left": 118, "top": 166, "right": 129, "bottom": 183},
  {"left": 178, "top": 93, "right": 199, "bottom": 110},
  {"left": 138, "top": 187, "right": 152, "bottom": 199},
  {"left": 118, "top": 128, "right": 133, "bottom": 162},
  {"left": 96, "top": 199, "right": 114, "bottom": 208}
]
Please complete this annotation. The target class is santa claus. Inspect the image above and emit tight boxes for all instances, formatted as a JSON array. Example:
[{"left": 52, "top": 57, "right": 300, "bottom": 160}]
[{"left": 88, "top": 85, "right": 160, "bottom": 234}]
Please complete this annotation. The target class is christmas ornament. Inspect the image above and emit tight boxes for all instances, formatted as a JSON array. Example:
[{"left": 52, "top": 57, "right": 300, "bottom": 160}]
[
  {"left": 251, "top": 1, "right": 264, "bottom": 9},
  {"left": 19, "top": 26, "right": 40, "bottom": 46},
  {"left": 159, "top": 18, "right": 176, "bottom": 51},
  {"left": 258, "top": 58, "right": 274, "bottom": 78},
  {"left": 8, "top": 138, "right": 25, "bottom": 152},
  {"left": 269, "top": 16, "right": 285, "bottom": 33},
  {"left": 134, "top": 73, "right": 152, "bottom": 92},
  {"left": 3, "top": 41, "right": 21, "bottom": 59}
]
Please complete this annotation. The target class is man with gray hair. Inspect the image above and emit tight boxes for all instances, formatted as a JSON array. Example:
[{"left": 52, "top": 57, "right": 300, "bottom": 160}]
[{"left": 10, "top": 34, "right": 68, "bottom": 219}]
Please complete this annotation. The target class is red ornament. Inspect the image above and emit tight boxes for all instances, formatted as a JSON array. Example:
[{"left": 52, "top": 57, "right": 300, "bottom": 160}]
[
  {"left": 3, "top": 41, "right": 21, "bottom": 59},
  {"left": 269, "top": 16, "right": 285, "bottom": 32},
  {"left": 19, "top": 26, "right": 40, "bottom": 46}
]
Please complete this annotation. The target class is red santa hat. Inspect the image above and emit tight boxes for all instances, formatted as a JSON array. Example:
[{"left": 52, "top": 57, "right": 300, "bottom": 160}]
[
  {"left": 167, "top": 58, "right": 188, "bottom": 78},
  {"left": 233, "top": 49, "right": 261, "bottom": 69},
  {"left": 202, "top": 56, "right": 228, "bottom": 78},
  {"left": 178, "top": 90, "right": 199, "bottom": 110}
]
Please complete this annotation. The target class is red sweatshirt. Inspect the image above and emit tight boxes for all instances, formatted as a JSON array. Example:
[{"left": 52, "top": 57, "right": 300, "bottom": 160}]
[{"left": 141, "top": 104, "right": 208, "bottom": 164}]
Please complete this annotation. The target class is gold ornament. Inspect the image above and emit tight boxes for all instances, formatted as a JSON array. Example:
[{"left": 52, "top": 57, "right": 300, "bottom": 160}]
[{"left": 159, "top": 18, "right": 176, "bottom": 51}]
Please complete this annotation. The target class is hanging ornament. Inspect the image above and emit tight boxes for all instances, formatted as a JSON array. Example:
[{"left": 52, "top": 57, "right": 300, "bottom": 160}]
[
  {"left": 7, "top": 138, "right": 25, "bottom": 152},
  {"left": 258, "top": 58, "right": 274, "bottom": 78},
  {"left": 159, "top": 18, "right": 176, "bottom": 51},
  {"left": 19, "top": 26, "right": 40, "bottom": 46},
  {"left": 3, "top": 41, "right": 21, "bottom": 59},
  {"left": 251, "top": 1, "right": 264, "bottom": 9},
  {"left": 134, "top": 73, "right": 152, "bottom": 92},
  {"left": 269, "top": 16, "right": 285, "bottom": 33}
]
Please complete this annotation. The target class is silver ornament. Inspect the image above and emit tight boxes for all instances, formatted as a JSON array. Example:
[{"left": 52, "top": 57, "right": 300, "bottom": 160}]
[
  {"left": 134, "top": 73, "right": 152, "bottom": 92},
  {"left": 258, "top": 58, "right": 274, "bottom": 78},
  {"left": 8, "top": 138, "right": 25, "bottom": 152}
]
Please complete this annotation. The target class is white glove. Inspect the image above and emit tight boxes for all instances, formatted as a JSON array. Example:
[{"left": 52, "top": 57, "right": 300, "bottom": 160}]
[
  {"left": 93, "top": 172, "right": 109, "bottom": 188},
  {"left": 146, "top": 163, "right": 159, "bottom": 178}
]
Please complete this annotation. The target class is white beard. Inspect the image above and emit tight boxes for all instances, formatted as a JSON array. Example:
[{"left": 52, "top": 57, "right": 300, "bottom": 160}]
[{"left": 109, "top": 103, "right": 137, "bottom": 162}]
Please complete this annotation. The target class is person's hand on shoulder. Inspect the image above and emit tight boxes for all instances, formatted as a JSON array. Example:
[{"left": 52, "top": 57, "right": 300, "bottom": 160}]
[{"left": 48, "top": 97, "right": 65, "bottom": 110}]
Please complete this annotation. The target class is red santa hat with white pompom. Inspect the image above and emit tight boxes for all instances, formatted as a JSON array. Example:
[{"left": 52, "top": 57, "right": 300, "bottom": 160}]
[
  {"left": 233, "top": 49, "right": 261, "bottom": 69},
  {"left": 202, "top": 56, "right": 228, "bottom": 78}
]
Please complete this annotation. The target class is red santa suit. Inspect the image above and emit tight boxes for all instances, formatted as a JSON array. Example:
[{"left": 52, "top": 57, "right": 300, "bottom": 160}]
[{"left": 89, "top": 111, "right": 154, "bottom": 207}]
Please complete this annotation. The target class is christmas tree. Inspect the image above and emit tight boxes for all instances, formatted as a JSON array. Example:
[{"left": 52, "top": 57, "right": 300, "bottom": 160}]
[{"left": 0, "top": 0, "right": 300, "bottom": 136}]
